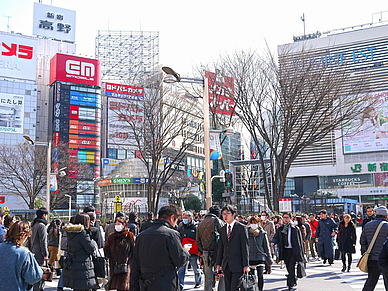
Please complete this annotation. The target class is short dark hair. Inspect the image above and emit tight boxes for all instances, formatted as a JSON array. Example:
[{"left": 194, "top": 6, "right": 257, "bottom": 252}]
[
  {"left": 209, "top": 205, "right": 221, "bottom": 217},
  {"left": 158, "top": 204, "right": 182, "bottom": 220},
  {"left": 366, "top": 206, "right": 373, "bottom": 210},
  {"left": 36, "top": 207, "right": 48, "bottom": 219},
  {"left": 0, "top": 207, "right": 5, "bottom": 218},
  {"left": 128, "top": 212, "right": 138, "bottom": 222},
  {"left": 4, "top": 214, "right": 15, "bottom": 228},
  {"left": 309, "top": 213, "right": 315, "bottom": 217},
  {"left": 301, "top": 214, "right": 307, "bottom": 218},
  {"left": 83, "top": 205, "right": 95, "bottom": 213},
  {"left": 147, "top": 212, "right": 153, "bottom": 219},
  {"left": 261, "top": 211, "right": 269, "bottom": 217},
  {"left": 282, "top": 212, "right": 292, "bottom": 218},
  {"left": 319, "top": 209, "right": 327, "bottom": 215},
  {"left": 74, "top": 213, "right": 90, "bottom": 230},
  {"left": 221, "top": 205, "right": 237, "bottom": 215}
]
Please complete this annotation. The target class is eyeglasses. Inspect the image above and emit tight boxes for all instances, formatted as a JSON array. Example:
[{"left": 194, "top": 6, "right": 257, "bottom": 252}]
[{"left": 222, "top": 212, "right": 232, "bottom": 216}]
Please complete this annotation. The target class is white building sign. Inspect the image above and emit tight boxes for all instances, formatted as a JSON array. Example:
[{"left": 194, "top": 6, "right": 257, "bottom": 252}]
[
  {"left": 0, "top": 93, "right": 24, "bottom": 134},
  {"left": 33, "top": 3, "right": 76, "bottom": 43},
  {"left": 0, "top": 33, "right": 37, "bottom": 80}
]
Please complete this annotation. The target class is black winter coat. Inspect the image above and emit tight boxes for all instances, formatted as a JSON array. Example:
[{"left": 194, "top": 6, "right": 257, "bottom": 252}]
[
  {"left": 63, "top": 224, "right": 96, "bottom": 290},
  {"left": 248, "top": 226, "right": 273, "bottom": 265},
  {"left": 337, "top": 221, "right": 356, "bottom": 254},
  {"left": 315, "top": 218, "right": 338, "bottom": 259},
  {"left": 360, "top": 217, "right": 388, "bottom": 260},
  {"left": 130, "top": 219, "right": 190, "bottom": 291},
  {"left": 271, "top": 223, "right": 306, "bottom": 263},
  {"left": 378, "top": 237, "right": 388, "bottom": 275}
]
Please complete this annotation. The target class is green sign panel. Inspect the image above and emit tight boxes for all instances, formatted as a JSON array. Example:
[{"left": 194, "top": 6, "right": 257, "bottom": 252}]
[
  {"left": 112, "top": 178, "right": 133, "bottom": 185},
  {"left": 367, "top": 197, "right": 388, "bottom": 201}
]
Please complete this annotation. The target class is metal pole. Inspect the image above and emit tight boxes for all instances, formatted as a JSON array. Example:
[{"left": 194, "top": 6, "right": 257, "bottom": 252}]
[
  {"left": 46, "top": 140, "right": 52, "bottom": 214},
  {"left": 69, "top": 196, "right": 71, "bottom": 219},
  {"left": 203, "top": 77, "right": 212, "bottom": 209}
]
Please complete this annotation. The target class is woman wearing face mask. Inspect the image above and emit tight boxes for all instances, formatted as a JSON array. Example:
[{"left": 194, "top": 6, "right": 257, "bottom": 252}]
[
  {"left": 247, "top": 216, "right": 273, "bottom": 291},
  {"left": 104, "top": 215, "right": 135, "bottom": 291}
]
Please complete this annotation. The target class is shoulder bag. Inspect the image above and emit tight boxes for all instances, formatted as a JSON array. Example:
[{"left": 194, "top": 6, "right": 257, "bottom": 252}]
[
  {"left": 357, "top": 221, "right": 385, "bottom": 273},
  {"left": 238, "top": 273, "right": 259, "bottom": 291},
  {"left": 41, "top": 261, "right": 53, "bottom": 282},
  {"left": 93, "top": 248, "right": 109, "bottom": 278},
  {"left": 113, "top": 238, "right": 129, "bottom": 275}
]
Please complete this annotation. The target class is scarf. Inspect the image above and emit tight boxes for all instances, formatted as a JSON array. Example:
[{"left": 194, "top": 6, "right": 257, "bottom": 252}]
[{"left": 281, "top": 221, "right": 294, "bottom": 235}]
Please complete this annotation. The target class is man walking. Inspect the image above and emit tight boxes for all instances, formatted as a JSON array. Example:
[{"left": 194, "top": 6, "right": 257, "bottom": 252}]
[
  {"left": 140, "top": 211, "right": 154, "bottom": 232},
  {"left": 362, "top": 206, "right": 375, "bottom": 229},
  {"left": 301, "top": 214, "right": 311, "bottom": 261},
  {"left": 131, "top": 204, "right": 190, "bottom": 291},
  {"left": 360, "top": 206, "right": 388, "bottom": 290},
  {"left": 261, "top": 211, "right": 275, "bottom": 274},
  {"left": 315, "top": 209, "right": 337, "bottom": 265},
  {"left": 216, "top": 205, "right": 249, "bottom": 291},
  {"left": 271, "top": 212, "right": 306, "bottom": 291},
  {"left": 308, "top": 213, "right": 319, "bottom": 260},
  {"left": 31, "top": 207, "right": 49, "bottom": 291},
  {"left": 178, "top": 211, "right": 202, "bottom": 289},
  {"left": 196, "top": 205, "right": 225, "bottom": 291}
]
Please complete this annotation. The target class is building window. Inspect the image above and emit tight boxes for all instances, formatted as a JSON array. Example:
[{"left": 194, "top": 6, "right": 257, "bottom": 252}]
[{"left": 108, "top": 148, "right": 117, "bottom": 159}]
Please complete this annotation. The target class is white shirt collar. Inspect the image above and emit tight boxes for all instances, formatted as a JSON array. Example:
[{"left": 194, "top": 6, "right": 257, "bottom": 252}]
[{"left": 227, "top": 219, "right": 236, "bottom": 234}]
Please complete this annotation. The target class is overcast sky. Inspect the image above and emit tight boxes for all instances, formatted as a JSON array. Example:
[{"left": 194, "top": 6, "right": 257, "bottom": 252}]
[{"left": 1, "top": 0, "right": 388, "bottom": 77}]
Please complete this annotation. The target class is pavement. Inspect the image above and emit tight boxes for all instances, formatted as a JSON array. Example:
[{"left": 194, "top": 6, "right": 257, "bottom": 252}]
[{"left": 43, "top": 226, "right": 386, "bottom": 291}]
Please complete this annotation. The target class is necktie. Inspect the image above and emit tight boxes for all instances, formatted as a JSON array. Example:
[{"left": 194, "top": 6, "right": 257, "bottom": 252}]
[{"left": 228, "top": 225, "right": 231, "bottom": 241}]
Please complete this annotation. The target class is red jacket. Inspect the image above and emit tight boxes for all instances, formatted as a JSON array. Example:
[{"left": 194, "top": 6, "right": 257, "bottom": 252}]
[{"left": 308, "top": 220, "right": 318, "bottom": 238}]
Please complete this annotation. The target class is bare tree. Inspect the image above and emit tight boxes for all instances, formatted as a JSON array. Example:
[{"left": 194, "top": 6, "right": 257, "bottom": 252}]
[
  {"left": 222, "top": 47, "right": 371, "bottom": 212},
  {"left": 108, "top": 74, "right": 204, "bottom": 215},
  {"left": 0, "top": 143, "right": 47, "bottom": 209}
]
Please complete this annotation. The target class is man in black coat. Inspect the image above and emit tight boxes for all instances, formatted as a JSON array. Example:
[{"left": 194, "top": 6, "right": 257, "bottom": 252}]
[
  {"left": 362, "top": 206, "right": 375, "bottom": 229},
  {"left": 216, "top": 205, "right": 249, "bottom": 291},
  {"left": 271, "top": 212, "right": 306, "bottom": 291},
  {"left": 130, "top": 204, "right": 190, "bottom": 291},
  {"left": 140, "top": 212, "right": 154, "bottom": 232}
]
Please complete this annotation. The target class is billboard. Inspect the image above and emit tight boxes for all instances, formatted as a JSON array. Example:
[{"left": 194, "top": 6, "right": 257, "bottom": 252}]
[
  {"left": 50, "top": 53, "right": 101, "bottom": 87},
  {"left": 343, "top": 90, "right": 388, "bottom": 154},
  {"left": 105, "top": 83, "right": 144, "bottom": 100},
  {"left": 326, "top": 174, "right": 372, "bottom": 188},
  {"left": 205, "top": 71, "right": 235, "bottom": 116},
  {"left": 209, "top": 132, "right": 222, "bottom": 160},
  {"left": 33, "top": 3, "right": 76, "bottom": 43},
  {"left": 0, "top": 33, "right": 37, "bottom": 80},
  {"left": 0, "top": 93, "right": 24, "bottom": 134}
]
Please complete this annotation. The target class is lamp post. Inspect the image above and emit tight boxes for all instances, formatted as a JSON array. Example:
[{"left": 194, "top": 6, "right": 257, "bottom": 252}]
[
  {"left": 354, "top": 180, "right": 367, "bottom": 216},
  {"left": 162, "top": 67, "right": 212, "bottom": 209},
  {"left": 64, "top": 194, "right": 71, "bottom": 219},
  {"left": 24, "top": 135, "right": 52, "bottom": 213}
]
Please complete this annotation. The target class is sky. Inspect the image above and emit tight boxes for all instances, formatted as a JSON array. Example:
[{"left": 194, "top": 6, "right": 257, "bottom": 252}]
[{"left": 1, "top": 0, "right": 388, "bottom": 77}]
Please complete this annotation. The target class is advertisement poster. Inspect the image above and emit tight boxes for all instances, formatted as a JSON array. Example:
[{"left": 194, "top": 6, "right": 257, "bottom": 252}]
[
  {"left": 343, "top": 90, "right": 388, "bottom": 154},
  {"left": 205, "top": 71, "right": 235, "bottom": 116},
  {"left": 209, "top": 132, "right": 222, "bottom": 160},
  {"left": 0, "top": 93, "right": 24, "bottom": 134}
]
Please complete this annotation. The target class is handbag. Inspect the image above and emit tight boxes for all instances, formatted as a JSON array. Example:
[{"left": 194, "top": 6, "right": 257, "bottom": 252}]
[
  {"left": 238, "top": 274, "right": 259, "bottom": 291},
  {"left": 335, "top": 248, "right": 341, "bottom": 260},
  {"left": 93, "top": 249, "right": 109, "bottom": 278},
  {"left": 297, "top": 262, "right": 306, "bottom": 278},
  {"left": 357, "top": 221, "right": 385, "bottom": 273},
  {"left": 113, "top": 263, "right": 128, "bottom": 275},
  {"left": 41, "top": 261, "right": 53, "bottom": 282}
]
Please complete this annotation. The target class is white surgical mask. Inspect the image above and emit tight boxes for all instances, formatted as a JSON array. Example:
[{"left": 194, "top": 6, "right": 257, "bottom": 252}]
[
  {"left": 183, "top": 218, "right": 189, "bottom": 225},
  {"left": 250, "top": 224, "right": 258, "bottom": 230},
  {"left": 261, "top": 216, "right": 266, "bottom": 221},
  {"left": 115, "top": 224, "right": 124, "bottom": 232}
]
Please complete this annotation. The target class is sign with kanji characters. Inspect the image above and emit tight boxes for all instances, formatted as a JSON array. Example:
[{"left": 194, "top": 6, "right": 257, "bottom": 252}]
[
  {"left": 279, "top": 198, "right": 292, "bottom": 212},
  {"left": 33, "top": 3, "right": 76, "bottom": 43},
  {"left": 105, "top": 83, "right": 144, "bottom": 100},
  {"left": 114, "top": 202, "right": 122, "bottom": 212},
  {"left": 0, "top": 93, "right": 24, "bottom": 134},
  {"left": 0, "top": 32, "right": 37, "bottom": 80},
  {"left": 205, "top": 71, "right": 235, "bottom": 116}
]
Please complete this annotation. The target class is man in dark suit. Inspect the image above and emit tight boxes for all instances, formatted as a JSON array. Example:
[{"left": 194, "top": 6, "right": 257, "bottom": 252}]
[
  {"left": 271, "top": 212, "right": 306, "bottom": 291},
  {"left": 216, "top": 205, "right": 249, "bottom": 291}
]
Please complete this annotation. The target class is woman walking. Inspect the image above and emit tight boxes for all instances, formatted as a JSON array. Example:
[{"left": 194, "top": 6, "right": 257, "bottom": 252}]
[
  {"left": 63, "top": 214, "right": 96, "bottom": 291},
  {"left": 104, "top": 215, "right": 135, "bottom": 291},
  {"left": 47, "top": 219, "right": 60, "bottom": 267},
  {"left": 247, "top": 215, "right": 273, "bottom": 291},
  {"left": 337, "top": 214, "right": 356, "bottom": 272},
  {"left": 0, "top": 221, "right": 43, "bottom": 291}
]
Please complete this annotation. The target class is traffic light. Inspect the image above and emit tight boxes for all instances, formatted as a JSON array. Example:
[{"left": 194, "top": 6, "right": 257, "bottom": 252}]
[{"left": 224, "top": 170, "right": 233, "bottom": 193}]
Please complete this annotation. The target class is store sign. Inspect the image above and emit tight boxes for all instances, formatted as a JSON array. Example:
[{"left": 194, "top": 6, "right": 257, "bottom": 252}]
[
  {"left": 0, "top": 93, "right": 24, "bottom": 134},
  {"left": 0, "top": 196, "right": 4, "bottom": 204},
  {"left": 50, "top": 53, "right": 101, "bottom": 86},
  {"left": 33, "top": 3, "right": 76, "bottom": 43},
  {"left": 205, "top": 71, "right": 235, "bottom": 116},
  {"left": 279, "top": 198, "right": 292, "bottom": 212},
  {"left": 326, "top": 174, "right": 372, "bottom": 188},
  {"left": 0, "top": 33, "right": 37, "bottom": 80},
  {"left": 105, "top": 82, "right": 144, "bottom": 100}
]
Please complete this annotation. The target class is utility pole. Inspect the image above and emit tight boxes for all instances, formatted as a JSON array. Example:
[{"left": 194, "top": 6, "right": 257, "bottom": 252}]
[
  {"left": 301, "top": 13, "right": 306, "bottom": 37},
  {"left": 4, "top": 16, "right": 11, "bottom": 32}
]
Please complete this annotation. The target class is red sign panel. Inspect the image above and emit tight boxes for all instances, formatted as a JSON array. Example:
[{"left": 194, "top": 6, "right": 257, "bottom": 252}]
[
  {"left": 205, "top": 71, "right": 235, "bottom": 116},
  {"left": 70, "top": 105, "right": 79, "bottom": 119},
  {"left": 50, "top": 53, "right": 101, "bottom": 87},
  {"left": 0, "top": 196, "right": 5, "bottom": 204}
]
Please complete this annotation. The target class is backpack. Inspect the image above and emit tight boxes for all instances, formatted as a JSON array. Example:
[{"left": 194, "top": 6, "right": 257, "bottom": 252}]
[
  {"left": 182, "top": 237, "right": 199, "bottom": 254},
  {"left": 207, "top": 218, "right": 220, "bottom": 266}
]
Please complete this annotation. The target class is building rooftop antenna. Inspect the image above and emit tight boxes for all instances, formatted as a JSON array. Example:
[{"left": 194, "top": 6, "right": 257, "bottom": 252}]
[
  {"left": 301, "top": 13, "right": 305, "bottom": 37},
  {"left": 4, "top": 16, "right": 11, "bottom": 33}
]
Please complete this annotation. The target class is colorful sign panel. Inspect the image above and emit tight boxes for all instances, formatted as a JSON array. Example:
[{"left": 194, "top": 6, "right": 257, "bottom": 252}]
[
  {"left": 0, "top": 93, "right": 24, "bottom": 134},
  {"left": 98, "top": 177, "right": 149, "bottom": 187},
  {"left": 374, "top": 172, "right": 388, "bottom": 187},
  {"left": 105, "top": 83, "right": 144, "bottom": 100},
  {"left": 343, "top": 90, "right": 388, "bottom": 154},
  {"left": 209, "top": 132, "right": 222, "bottom": 160},
  {"left": 205, "top": 71, "right": 235, "bottom": 116},
  {"left": 50, "top": 53, "right": 101, "bottom": 86},
  {"left": 0, "top": 33, "right": 37, "bottom": 80},
  {"left": 33, "top": 3, "right": 76, "bottom": 43}
]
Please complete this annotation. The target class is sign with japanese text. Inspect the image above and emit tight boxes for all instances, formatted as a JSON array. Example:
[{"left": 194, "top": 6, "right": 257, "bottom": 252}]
[
  {"left": 33, "top": 3, "right": 76, "bottom": 43},
  {"left": 0, "top": 93, "right": 24, "bottom": 134},
  {"left": 205, "top": 71, "right": 235, "bottom": 116},
  {"left": 279, "top": 198, "right": 292, "bottom": 212},
  {"left": 0, "top": 32, "right": 37, "bottom": 80},
  {"left": 105, "top": 83, "right": 144, "bottom": 100},
  {"left": 50, "top": 53, "right": 101, "bottom": 86}
]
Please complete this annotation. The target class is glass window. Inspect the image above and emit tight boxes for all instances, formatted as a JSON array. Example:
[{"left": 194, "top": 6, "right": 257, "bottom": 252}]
[
  {"left": 117, "top": 149, "right": 126, "bottom": 160},
  {"left": 108, "top": 148, "right": 117, "bottom": 159}
]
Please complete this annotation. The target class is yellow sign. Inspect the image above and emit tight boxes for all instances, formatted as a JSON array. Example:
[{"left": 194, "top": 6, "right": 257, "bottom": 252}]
[
  {"left": 115, "top": 195, "right": 121, "bottom": 201},
  {"left": 4, "top": 206, "right": 8, "bottom": 211},
  {"left": 114, "top": 202, "right": 122, "bottom": 213}
]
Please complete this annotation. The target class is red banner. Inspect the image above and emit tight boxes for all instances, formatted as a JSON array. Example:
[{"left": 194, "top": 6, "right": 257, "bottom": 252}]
[{"left": 205, "top": 71, "right": 235, "bottom": 116}]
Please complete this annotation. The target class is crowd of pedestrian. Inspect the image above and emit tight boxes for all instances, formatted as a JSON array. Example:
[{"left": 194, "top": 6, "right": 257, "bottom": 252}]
[{"left": 1, "top": 204, "right": 388, "bottom": 291}]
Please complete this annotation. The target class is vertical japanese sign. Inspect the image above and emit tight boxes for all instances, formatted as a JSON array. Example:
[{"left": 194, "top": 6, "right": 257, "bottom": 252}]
[
  {"left": 0, "top": 93, "right": 24, "bottom": 134},
  {"left": 205, "top": 71, "right": 235, "bottom": 116},
  {"left": 33, "top": 3, "right": 76, "bottom": 43}
]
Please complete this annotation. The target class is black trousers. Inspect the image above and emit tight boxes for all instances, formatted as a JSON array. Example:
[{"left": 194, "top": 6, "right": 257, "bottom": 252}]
[
  {"left": 362, "top": 260, "right": 388, "bottom": 291},
  {"left": 284, "top": 248, "right": 297, "bottom": 287},
  {"left": 224, "top": 264, "right": 243, "bottom": 291}
]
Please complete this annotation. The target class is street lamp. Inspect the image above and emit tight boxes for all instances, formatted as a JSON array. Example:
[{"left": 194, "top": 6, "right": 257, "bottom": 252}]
[
  {"left": 354, "top": 180, "right": 367, "bottom": 216},
  {"left": 162, "top": 66, "right": 212, "bottom": 209},
  {"left": 23, "top": 135, "right": 52, "bottom": 214},
  {"left": 64, "top": 194, "right": 71, "bottom": 219}
]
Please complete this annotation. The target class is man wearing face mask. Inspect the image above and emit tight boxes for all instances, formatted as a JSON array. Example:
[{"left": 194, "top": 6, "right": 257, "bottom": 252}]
[
  {"left": 178, "top": 211, "right": 202, "bottom": 289},
  {"left": 260, "top": 211, "right": 275, "bottom": 274},
  {"left": 131, "top": 204, "right": 190, "bottom": 291}
]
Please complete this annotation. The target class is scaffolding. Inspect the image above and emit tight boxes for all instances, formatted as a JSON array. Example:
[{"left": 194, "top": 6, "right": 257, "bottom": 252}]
[{"left": 95, "top": 30, "right": 159, "bottom": 83}]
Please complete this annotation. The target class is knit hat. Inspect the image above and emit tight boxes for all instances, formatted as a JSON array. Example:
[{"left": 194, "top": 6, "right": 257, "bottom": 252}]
[{"left": 375, "top": 206, "right": 388, "bottom": 216}]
